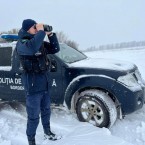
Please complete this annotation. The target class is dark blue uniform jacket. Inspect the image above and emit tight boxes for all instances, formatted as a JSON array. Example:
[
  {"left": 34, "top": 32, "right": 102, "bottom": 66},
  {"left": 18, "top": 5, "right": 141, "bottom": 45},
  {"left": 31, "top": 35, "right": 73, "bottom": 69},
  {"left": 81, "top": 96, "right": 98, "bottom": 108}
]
[{"left": 16, "top": 29, "right": 60, "bottom": 95}]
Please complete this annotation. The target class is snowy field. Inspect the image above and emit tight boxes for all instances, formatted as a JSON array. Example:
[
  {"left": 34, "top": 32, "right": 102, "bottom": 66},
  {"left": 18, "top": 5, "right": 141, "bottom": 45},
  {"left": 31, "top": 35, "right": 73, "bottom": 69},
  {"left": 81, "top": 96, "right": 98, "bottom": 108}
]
[{"left": 0, "top": 47, "right": 145, "bottom": 145}]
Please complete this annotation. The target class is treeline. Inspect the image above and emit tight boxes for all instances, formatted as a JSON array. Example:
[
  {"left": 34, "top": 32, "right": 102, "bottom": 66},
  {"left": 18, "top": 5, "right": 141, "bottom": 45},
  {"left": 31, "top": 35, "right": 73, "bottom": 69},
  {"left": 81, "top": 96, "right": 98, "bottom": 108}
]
[
  {"left": 0, "top": 29, "right": 79, "bottom": 50},
  {"left": 84, "top": 40, "right": 145, "bottom": 52}
]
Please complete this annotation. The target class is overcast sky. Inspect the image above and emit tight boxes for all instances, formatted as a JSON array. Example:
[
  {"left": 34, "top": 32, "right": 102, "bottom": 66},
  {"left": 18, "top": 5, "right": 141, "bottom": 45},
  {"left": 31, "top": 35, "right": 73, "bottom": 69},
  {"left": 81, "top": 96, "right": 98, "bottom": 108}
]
[{"left": 0, "top": 0, "right": 145, "bottom": 49}]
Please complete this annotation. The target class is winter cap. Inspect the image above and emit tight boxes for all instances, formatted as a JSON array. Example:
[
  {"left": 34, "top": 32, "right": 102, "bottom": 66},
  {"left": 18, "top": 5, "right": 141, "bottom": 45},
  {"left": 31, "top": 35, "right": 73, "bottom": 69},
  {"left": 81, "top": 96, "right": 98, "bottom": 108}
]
[{"left": 22, "top": 19, "right": 37, "bottom": 31}]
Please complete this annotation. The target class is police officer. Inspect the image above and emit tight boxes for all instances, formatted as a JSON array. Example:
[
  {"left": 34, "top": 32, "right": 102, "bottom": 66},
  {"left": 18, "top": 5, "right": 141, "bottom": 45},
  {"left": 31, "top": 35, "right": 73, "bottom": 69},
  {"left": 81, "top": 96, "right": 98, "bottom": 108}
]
[{"left": 16, "top": 19, "right": 60, "bottom": 145}]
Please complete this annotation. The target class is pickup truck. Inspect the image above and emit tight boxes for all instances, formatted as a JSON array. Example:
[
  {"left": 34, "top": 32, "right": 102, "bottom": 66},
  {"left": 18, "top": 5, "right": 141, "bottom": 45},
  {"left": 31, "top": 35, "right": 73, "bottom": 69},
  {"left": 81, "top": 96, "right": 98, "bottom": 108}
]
[{"left": 0, "top": 34, "right": 145, "bottom": 128}]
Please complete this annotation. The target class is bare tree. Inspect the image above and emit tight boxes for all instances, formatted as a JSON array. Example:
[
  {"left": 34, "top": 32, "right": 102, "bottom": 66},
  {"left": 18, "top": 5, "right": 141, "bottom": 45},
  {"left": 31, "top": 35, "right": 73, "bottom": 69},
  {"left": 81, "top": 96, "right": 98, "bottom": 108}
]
[
  {"left": 56, "top": 31, "right": 68, "bottom": 43},
  {"left": 1, "top": 28, "right": 19, "bottom": 34},
  {"left": 56, "top": 31, "right": 79, "bottom": 50}
]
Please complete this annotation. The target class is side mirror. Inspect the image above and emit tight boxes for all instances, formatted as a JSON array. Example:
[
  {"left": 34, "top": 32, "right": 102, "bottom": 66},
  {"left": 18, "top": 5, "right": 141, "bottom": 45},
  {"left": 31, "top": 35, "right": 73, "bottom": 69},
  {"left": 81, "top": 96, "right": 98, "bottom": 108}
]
[{"left": 50, "top": 59, "right": 57, "bottom": 72}]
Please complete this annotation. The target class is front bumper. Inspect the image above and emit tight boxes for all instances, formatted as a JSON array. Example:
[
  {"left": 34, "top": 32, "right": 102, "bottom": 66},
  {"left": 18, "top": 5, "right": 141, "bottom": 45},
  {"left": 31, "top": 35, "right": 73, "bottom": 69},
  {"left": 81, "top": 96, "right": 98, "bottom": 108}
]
[
  {"left": 115, "top": 69, "right": 145, "bottom": 115},
  {"left": 125, "top": 88, "right": 144, "bottom": 114},
  {"left": 114, "top": 85, "right": 145, "bottom": 115}
]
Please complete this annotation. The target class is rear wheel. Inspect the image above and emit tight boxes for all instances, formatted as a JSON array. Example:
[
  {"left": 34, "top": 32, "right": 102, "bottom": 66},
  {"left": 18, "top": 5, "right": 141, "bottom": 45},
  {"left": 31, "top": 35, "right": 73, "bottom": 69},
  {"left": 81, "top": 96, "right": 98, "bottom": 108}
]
[{"left": 76, "top": 89, "right": 117, "bottom": 128}]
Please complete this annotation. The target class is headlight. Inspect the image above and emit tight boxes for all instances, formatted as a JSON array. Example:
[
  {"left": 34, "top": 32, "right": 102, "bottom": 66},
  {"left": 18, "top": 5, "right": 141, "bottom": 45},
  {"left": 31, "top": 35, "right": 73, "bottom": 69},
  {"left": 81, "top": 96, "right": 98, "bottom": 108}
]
[
  {"left": 135, "top": 70, "right": 145, "bottom": 87},
  {"left": 117, "top": 73, "right": 142, "bottom": 91}
]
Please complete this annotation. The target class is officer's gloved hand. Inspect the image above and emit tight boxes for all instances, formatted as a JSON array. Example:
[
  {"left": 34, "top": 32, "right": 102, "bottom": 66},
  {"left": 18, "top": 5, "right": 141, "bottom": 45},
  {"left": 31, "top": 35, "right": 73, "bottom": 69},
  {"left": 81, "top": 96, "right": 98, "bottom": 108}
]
[{"left": 46, "top": 32, "right": 53, "bottom": 37}]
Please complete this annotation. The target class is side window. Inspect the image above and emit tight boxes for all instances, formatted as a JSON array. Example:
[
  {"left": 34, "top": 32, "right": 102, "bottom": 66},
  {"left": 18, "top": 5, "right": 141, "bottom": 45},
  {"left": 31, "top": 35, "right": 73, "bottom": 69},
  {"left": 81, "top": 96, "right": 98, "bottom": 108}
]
[{"left": 0, "top": 47, "right": 12, "bottom": 68}]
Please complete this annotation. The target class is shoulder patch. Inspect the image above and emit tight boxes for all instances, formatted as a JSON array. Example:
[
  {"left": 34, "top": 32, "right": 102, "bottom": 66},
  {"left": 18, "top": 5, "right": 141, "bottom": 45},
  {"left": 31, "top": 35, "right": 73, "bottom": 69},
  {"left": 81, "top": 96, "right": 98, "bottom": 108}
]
[{"left": 21, "top": 39, "right": 28, "bottom": 43}]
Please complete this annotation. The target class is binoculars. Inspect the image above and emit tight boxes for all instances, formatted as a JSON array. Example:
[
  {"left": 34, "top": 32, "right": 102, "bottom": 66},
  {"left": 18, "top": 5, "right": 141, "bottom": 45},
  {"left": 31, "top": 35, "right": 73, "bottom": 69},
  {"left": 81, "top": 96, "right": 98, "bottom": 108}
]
[{"left": 34, "top": 24, "right": 53, "bottom": 32}]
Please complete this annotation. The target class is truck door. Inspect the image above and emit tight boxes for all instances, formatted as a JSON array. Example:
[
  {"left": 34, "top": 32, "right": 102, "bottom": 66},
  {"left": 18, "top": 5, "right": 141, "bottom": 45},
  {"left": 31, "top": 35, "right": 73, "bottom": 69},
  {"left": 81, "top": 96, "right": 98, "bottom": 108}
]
[
  {"left": 48, "top": 55, "right": 63, "bottom": 105},
  {"left": 0, "top": 46, "right": 25, "bottom": 101}
]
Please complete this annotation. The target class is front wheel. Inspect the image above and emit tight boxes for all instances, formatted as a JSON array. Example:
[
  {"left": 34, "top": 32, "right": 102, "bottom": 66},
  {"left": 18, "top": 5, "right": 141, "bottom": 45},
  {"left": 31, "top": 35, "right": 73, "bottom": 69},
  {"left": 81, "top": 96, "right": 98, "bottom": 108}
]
[{"left": 76, "top": 90, "right": 117, "bottom": 128}]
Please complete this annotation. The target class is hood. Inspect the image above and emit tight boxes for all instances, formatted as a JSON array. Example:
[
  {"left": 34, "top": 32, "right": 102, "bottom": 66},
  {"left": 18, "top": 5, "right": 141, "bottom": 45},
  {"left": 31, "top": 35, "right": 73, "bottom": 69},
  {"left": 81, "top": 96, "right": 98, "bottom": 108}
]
[
  {"left": 68, "top": 57, "right": 136, "bottom": 72},
  {"left": 18, "top": 29, "right": 34, "bottom": 39}
]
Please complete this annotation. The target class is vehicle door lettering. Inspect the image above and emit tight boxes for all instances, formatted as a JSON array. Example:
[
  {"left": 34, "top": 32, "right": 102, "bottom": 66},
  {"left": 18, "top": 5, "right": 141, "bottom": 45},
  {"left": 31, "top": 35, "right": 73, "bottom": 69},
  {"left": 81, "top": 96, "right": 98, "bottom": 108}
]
[
  {"left": 15, "top": 78, "right": 22, "bottom": 84},
  {"left": 10, "top": 85, "right": 24, "bottom": 90},
  {"left": 0, "top": 78, "right": 22, "bottom": 85},
  {"left": 0, "top": 78, "right": 14, "bottom": 85},
  {"left": 52, "top": 79, "right": 57, "bottom": 87}
]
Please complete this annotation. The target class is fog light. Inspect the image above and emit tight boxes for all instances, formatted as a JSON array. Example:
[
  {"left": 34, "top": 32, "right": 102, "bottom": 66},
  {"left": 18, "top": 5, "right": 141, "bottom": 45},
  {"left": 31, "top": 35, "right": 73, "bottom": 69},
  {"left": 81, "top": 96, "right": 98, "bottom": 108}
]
[
  {"left": 137, "top": 100, "right": 141, "bottom": 105},
  {"left": 137, "top": 98, "right": 142, "bottom": 105}
]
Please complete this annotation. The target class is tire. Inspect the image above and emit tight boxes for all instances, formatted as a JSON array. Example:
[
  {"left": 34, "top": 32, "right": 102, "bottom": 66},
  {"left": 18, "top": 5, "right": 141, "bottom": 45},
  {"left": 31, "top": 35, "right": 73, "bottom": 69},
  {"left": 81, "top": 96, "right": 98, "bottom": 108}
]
[{"left": 76, "top": 89, "right": 117, "bottom": 128}]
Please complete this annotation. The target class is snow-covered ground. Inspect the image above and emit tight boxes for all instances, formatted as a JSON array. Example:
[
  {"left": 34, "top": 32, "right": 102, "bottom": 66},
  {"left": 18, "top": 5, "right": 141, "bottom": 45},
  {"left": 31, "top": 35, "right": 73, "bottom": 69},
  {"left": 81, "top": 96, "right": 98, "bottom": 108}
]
[{"left": 0, "top": 47, "right": 145, "bottom": 145}]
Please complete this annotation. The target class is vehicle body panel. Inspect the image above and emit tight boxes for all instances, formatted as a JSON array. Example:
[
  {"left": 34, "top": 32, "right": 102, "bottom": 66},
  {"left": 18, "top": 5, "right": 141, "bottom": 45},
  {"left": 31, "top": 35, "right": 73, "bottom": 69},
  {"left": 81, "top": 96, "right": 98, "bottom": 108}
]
[{"left": 0, "top": 41, "right": 144, "bottom": 116}]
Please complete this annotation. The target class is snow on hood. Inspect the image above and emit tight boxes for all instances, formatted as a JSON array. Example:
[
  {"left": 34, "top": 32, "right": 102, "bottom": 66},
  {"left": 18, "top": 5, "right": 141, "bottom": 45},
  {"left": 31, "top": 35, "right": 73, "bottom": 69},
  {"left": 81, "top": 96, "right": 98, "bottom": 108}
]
[{"left": 69, "top": 57, "right": 136, "bottom": 72}]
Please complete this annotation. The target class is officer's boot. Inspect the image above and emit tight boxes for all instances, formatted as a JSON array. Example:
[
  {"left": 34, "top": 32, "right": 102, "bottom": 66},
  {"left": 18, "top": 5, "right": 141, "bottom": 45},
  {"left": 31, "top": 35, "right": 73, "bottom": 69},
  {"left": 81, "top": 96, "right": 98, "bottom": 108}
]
[
  {"left": 28, "top": 138, "right": 36, "bottom": 145},
  {"left": 44, "top": 128, "right": 61, "bottom": 141}
]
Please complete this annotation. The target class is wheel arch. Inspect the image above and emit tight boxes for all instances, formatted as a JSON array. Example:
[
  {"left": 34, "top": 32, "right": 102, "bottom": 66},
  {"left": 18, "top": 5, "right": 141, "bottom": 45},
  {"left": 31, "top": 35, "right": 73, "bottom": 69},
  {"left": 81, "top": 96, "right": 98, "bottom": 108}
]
[
  {"left": 72, "top": 87, "right": 120, "bottom": 112},
  {"left": 64, "top": 75, "right": 120, "bottom": 112}
]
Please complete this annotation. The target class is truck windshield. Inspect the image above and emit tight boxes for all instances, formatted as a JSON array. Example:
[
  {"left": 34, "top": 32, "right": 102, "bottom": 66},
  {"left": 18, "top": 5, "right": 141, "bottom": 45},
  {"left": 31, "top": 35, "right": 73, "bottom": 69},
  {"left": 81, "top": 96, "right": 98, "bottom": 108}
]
[{"left": 55, "top": 43, "right": 87, "bottom": 63}]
